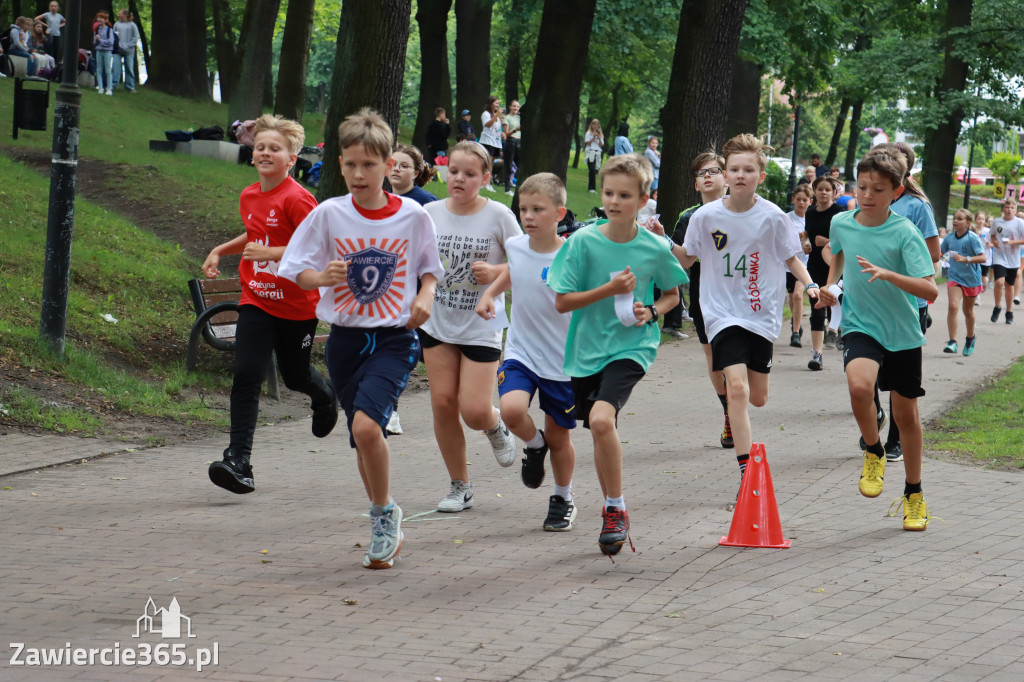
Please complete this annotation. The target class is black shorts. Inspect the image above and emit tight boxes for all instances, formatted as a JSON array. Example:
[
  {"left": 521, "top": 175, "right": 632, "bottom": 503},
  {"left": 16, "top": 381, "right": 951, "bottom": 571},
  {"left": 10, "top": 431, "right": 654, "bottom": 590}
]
[
  {"left": 417, "top": 329, "right": 501, "bottom": 363},
  {"left": 571, "top": 359, "right": 645, "bottom": 430},
  {"left": 992, "top": 263, "right": 1019, "bottom": 286},
  {"left": 980, "top": 264, "right": 990, "bottom": 277},
  {"left": 841, "top": 332, "right": 925, "bottom": 399},
  {"left": 482, "top": 143, "right": 502, "bottom": 159},
  {"left": 710, "top": 326, "right": 774, "bottom": 374},
  {"left": 786, "top": 272, "right": 798, "bottom": 294},
  {"left": 688, "top": 263, "right": 709, "bottom": 344}
]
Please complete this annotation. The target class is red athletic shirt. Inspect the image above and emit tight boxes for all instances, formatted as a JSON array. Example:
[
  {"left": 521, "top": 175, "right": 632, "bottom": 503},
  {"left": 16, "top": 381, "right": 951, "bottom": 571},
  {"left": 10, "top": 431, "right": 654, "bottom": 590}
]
[{"left": 237, "top": 176, "right": 320, "bottom": 320}]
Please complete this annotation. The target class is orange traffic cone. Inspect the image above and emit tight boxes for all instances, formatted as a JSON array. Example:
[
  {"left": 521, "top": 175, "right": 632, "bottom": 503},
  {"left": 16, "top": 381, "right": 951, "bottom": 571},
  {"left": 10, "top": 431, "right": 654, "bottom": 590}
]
[{"left": 719, "top": 443, "right": 791, "bottom": 549}]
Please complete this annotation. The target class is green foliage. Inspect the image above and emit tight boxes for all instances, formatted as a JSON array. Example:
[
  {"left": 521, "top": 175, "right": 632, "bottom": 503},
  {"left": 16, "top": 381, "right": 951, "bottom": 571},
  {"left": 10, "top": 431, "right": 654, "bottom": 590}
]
[
  {"left": 760, "top": 161, "right": 789, "bottom": 208},
  {"left": 987, "top": 151, "right": 1022, "bottom": 185}
]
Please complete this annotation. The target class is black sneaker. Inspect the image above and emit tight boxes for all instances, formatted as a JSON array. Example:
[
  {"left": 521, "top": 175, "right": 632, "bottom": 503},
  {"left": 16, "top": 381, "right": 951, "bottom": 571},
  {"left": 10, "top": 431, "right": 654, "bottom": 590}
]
[
  {"left": 209, "top": 449, "right": 255, "bottom": 494},
  {"left": 789, "top": 331, "right": 802, "bottom": 348},
  {"left": 521, "top": 431, "right": 548, "bottom": 489},
  {"left": 720, "top": 413, "right": 734, "bottom": 449},
  {"left": 857, "top": 410, "right": 887, "bottom": 451},
  {"left": 543, "top": 495, "right": 577, "bottom": 531},
  {"left": 885, "top": 443, "right": 904, "bottom": 462},
  {"left": 992, "top": 306, "right": 1002, "bottom": 323},
  {"left": 311, "top": 388, "right": 339, "bottom": 438},
  {"left": 599, "top": 506, "right": 631, "bottom": 555},
  {"left": 1007, "top": 311, "right": 1015, "bottom": 325}
]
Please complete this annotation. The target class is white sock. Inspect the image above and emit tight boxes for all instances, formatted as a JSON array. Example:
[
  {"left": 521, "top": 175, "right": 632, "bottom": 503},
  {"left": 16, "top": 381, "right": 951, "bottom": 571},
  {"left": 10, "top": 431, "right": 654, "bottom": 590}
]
[
  {"left": 525, "top": 431, "right": 545, "bottom": 449},
  {"left": 605, "top": 495, "right": 625, "bottom": 510},
  {"left": 554, "top": 483, "right": 572, "bottom": 502}
]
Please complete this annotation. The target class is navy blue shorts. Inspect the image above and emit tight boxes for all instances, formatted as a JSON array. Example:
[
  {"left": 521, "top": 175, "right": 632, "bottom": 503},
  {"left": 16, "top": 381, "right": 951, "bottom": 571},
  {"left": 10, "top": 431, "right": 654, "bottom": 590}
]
[
  {"left": 497, "top": 358, "right": 576, "bottom": 430},
  {"left": 325, "top": 325, "right": 419, "bottom": 448}
]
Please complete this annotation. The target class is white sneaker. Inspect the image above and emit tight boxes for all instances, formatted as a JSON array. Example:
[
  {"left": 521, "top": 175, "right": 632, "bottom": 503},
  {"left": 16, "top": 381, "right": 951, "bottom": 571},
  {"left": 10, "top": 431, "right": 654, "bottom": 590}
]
[
  {"left": 485, "top": 415, "right": 516, "bottom": 467},
  {"left": 505, "top": 190, "right": 514, "bottom": 196},
  {"left": 97, "top": 86, "right": 103, "bottom": 92},
  {"left": 437, "top": 480, "right": 474, "bottom": 512},
  {"left": 483, "top": 184, "right": 496, "bottom": 193},
  {"left": 386, "top": 411, "right": 403, "bottom": 435},
  {"left": 105, "top": 89, "right": 112, "bottom": 96}
]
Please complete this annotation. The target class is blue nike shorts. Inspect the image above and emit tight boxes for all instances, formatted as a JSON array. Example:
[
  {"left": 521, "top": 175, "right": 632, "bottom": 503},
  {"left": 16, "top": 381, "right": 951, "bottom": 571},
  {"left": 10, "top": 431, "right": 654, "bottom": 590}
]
[{"left": 497, "top": 358, "right": 576, "bottom": 429}]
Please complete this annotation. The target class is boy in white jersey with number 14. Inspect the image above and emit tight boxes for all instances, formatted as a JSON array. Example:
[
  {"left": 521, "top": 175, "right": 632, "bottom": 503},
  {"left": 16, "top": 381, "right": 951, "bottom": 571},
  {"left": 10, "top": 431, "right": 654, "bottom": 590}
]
[
  {"left": 280, "top": 108, "right": 445, "bottom": 569},
  {"left": 476, "top": 173, "right": 578, "bottom": 531},
  {"left": 674, "top": 134, "right": 817, "bottom": 489}
]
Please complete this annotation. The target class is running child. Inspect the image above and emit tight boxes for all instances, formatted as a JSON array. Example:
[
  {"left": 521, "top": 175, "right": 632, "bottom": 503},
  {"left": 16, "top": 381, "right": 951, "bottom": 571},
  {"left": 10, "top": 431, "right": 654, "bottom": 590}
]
[
  {"left": 817, "top": 147, "right": 936, "bottom": 531},
  {"left": 974, "top": 211, "right": 991, "bottom": 289},
  {"left": 279, "top": 108, "right": 444, "bottom": 569},
  {"left": 203, "top": 114, "right": 338, "bottom": 497},
  {"left": 475, "top": 172, "right": 578, "bottom": 531},
  {"left": 804, "top": 175, "right": 843, "bottom": 369},
  {"left": 547, "top": 154, "right": 687, "bottom": 556},
  {"left": 989, "top": 198, "right": 1024, "bottom": 325},
  {"left": 419, "top": 140, "right": 521, "bottom": 513},
  {"left": 786, "top": 183, "right": 813, "bottom": 348},
  {"left": 941, "top": 209, "right": 985, "bottom": 356},
  {"left": 674, "top": 134, "right": 817, "bottom": 488}
]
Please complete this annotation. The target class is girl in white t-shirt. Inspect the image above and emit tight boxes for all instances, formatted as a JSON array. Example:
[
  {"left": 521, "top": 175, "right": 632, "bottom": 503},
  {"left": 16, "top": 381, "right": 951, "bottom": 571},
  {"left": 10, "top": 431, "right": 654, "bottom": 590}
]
[
  {"left": 420, "top": 141, "right": 523, "bottom": 513},
  {"left": 479, "top": 96, "right": 504, "bottom": 192},
  {"left": 785, "top": 183, "right": 813, "bottom": 348}
]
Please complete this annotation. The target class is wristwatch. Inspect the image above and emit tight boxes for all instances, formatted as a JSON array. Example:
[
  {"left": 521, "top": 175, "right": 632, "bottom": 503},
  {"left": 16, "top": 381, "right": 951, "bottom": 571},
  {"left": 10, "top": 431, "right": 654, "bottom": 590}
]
[{"left": 646, "top": 305, "right": 658, "bottom": 324}]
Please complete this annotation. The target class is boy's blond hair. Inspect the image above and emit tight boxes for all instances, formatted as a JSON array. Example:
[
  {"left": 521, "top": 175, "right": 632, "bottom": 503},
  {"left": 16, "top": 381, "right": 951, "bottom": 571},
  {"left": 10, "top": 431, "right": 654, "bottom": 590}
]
[
  {"left": 253, "top": 114, "right": 305, "bottom": 155},
  {"left": 599, "top": 153, "right": 653, "bottom": 196},
  {"left": 856, "top": 148, "right": 906, "bottom": 189},
  {"left": 1003, "top": 197, "right": 1018, "bottom": 208},
  {"left": 518, "top": 172, "right": 566, "bottom": 207},
  {"left": 954, "top": 208, "right": 974, "bottom": 223},
  {"left": 792, "top": 183, "right": 814, "bottom": 200},
  {"left": 722, "top": 133, "right": 772, "bottom": 172},
  {"left": 450, "top": 140, "right": 492, "bottom": 174},
  {"left": 690, "top": 150, "right": 725, "bottom": 177},
  {"left": 337, "top": 107, "right": 393, "bottom": 161}
]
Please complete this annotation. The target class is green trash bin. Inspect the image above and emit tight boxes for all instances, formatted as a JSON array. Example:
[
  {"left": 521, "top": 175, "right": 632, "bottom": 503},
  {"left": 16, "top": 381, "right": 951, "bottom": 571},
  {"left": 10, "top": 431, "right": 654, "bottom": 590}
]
[{"left": 13, "top": 77, "right": 51, "bottom": 139}]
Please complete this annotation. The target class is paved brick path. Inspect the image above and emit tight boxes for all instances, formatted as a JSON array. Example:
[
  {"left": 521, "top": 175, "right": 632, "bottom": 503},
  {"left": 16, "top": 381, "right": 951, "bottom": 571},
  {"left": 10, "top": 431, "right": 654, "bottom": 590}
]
[{"left": 2, "top": 288, "right": 1024, "bottom": 681}]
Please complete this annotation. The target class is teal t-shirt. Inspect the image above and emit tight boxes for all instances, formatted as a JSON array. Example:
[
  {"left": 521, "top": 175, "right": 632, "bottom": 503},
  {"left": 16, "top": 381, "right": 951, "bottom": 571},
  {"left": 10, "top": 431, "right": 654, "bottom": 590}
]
[
  {"left": 547, "top": 223, "right": 688, "bottom": 377},
  {"left": 831, "top": 210, "right": 934, "bottom": 351}
]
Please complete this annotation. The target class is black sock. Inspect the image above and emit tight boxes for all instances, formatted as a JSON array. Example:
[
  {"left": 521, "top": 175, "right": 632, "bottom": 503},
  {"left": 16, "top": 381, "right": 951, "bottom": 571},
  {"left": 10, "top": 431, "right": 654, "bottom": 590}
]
[
  {"left": 873, "top": 385, "right": 882, "bottom": 416},
  {"left": 885, "top": 395, "right": 900, "bottom": 448},
  {"left": 865, "top": 441, "right": 884, "bottom": 458},
  {"left": 736, "top": 453, "right": 749, "bottom": 475},
  {"left": 717, "top": 392, "right": 728, "bottom": 412},
  {"left": 904, "top": 481, "right": 922, "bottom": 496}
]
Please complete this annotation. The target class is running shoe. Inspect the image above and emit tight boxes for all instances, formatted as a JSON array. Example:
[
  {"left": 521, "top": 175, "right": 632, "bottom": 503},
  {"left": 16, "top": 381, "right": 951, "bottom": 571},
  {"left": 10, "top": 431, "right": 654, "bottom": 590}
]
[
  {"left": 790, "top": 331, "right": 802, "bottom": 348},
  {"left": 208, "top": 448, "right": 255, "bottom": 494},
  {"left": 992, "top": 306, "right": 1002, "bottom": 323},
  {"left": 943, "top": 339, "right": 958, "bottom": 354},
  {"left": 889, "top": 492, "right": 929, "bottom": 531},
  {"left": 808, "top": 352, "right": 823, "bottom": 371},
  {"left": 857, "top": 410, "right": 887, "bottom": 452},
  {"left": 599, "top": 506, "right": 630, "bottom": 556},
  {"left": 1007, "top": 311, "right": 1015, "bottom": 325},
  {"left": 824, "top": 330, "right": 837, "bottom": 348},
  {"left": 543, "top": 495, "right": 577, "bottom": 531},
  {"left": 437, "top": 480, "right": 474, "bottom": 512},
  {"left": 834, "top": 333, "right": 844, "bottom": 351},
  {"left": 521, "top": 432, "right": 548, "bottom": 489},
  {"left": 663, "top": 328, "right": 689, "bottom": 340},
  {"left": 486, "top": 415, "right": 517, "bottom": 467},
  {"left": 720, "top": 413, "right": 734, "bottom": 449},
  {"left": 885, "top": 443, "right": 904, "bottom": 463},
  {"left": 364, "top": 503, "right": 403, "bottom": 569},
  {"left": 386, "top": 411, "right": 403, "bottom": 435},
  {"left": 311, "top": 388, "right": 339, "bottom": 438},
  {"left": 1015, "top": 296, "right": 1021, "bottom": 306},
  {"left": 963, "top": 336, "right": 976, "bottom": 357},
  {"left": 859, "top": 452, "right": 885, "bottom": 498}
]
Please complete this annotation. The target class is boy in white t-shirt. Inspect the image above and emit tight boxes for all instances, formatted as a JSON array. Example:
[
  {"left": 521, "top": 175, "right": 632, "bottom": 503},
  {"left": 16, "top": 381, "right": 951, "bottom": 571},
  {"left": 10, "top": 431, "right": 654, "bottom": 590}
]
[
  {"left": 675, "top": 134, "right": 817, "bottom": 487},
  {"left": 988, "top": 198, "right": 1024, "bottom": 325},
  {"left": 476, "top": 173, "right": 578, "bottom": 531},
  {"left": 280, "top": 108, "right": 445, "bottom": 569}
]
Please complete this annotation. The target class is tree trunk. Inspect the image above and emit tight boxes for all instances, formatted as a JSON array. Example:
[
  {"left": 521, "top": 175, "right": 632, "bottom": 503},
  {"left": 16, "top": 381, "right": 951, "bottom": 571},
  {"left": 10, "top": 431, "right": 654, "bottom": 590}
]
[
  {"left": 504, "top": 36, "right": 520, "bottom": 105},
  {"left": 127, "top": 0, "right": 149, "bottom": 70},
  {"left": 318, "top": 0, "right": 412, "bottom": 201},
  {"left": 724, "top": 53, "right": 762, "bottom": 140},
  {"left": 825, "top": 97, "right": 850, "bottom": 168},
  {"left": 843, "top": 99, "right": 863, "bottom": 181},
  {"left": 659, "top": 0, "right": 747, "bottom": 220},
  {"left": 149, "top": 0, "right": 203, "bottom": 96},
  {"left": 185, "top": 0, "right": 208, "bottom": 98},
  {"left": 607, "top": 82, "right": 621, "bottom": 142},
  {"left": 274, "top": 0, "right": 316, "bottom": 122},
  {"left": 454, "top": 0, "right": 493, "bottom": 124},
  {"left": 228, "top": 0, "right": 282, "bottom": 126},
  {"left": 211, "top": 0, "right": 237, "bottom": 103},
  {"left": 921, "top": 0, "right": 973, "bottom": 228},
  {"left": 515, "top": 0, "right": 596, "bottom": 202},
  {"left": 572, "top": 103, "right": 582, "bottom": 169},
  {"left": 412, "top": 0, "right": 453, "bottom": 156}
]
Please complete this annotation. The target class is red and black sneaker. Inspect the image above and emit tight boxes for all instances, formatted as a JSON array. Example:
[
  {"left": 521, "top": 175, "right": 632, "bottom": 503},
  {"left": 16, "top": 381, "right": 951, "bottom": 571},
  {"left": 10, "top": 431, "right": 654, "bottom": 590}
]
[
  {"left": 599, "top": 506, "right": 633, "bottom": 556},
  {"left": 720, "top": 413, "right": 734, "bottom": 449}
]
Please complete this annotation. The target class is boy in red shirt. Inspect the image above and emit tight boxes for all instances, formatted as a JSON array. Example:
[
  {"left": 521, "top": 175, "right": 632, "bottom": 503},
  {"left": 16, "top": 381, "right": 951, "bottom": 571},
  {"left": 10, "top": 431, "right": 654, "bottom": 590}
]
[{"left": 202, "top": 114, "right": 338, "bottom": 495}]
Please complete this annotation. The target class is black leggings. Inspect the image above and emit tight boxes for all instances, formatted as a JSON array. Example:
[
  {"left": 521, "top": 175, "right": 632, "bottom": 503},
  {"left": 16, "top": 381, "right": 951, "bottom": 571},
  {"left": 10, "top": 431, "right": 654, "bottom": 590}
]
[
  {"left": 229, "top": 305, "right": 334, "bottom": 457},
  {"left": 587, "top": 158, "right": 600, "bottom": 192}
]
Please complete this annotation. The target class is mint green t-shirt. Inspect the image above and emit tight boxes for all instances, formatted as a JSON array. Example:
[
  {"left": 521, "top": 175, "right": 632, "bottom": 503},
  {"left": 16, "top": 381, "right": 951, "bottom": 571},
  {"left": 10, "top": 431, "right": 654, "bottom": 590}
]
[
  {"left": 547, "top": 223, "right": 689, "bottom": 377},
  {"left": 831, "top": 210, "right": 934, "bottom": 351}
]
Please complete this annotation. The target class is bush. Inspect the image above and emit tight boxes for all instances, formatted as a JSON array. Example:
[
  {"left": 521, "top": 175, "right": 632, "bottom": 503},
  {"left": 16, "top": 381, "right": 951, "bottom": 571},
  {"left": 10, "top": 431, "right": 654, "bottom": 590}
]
[
  {"left": 761, "top": 161, "right": 789, "bottom": 209},
  {"left": 987, "top": 151, "right": 1022, "bottom": 185}
]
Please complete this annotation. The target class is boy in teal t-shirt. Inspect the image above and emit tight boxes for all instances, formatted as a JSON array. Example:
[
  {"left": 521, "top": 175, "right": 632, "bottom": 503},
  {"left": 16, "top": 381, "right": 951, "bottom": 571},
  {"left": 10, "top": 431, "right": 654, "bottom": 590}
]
[
  {"left": 547, "top": 154, "right": 687, "bottom": 557},
  {"left": 817, "top": 147, "right": 937, "bottom": 531}
]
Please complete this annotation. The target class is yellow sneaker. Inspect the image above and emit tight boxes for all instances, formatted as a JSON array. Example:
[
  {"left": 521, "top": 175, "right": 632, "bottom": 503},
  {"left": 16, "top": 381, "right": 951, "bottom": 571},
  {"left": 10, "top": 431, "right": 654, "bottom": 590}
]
[
  {"left": 890, "top": 492, "right": 929, "bottom": 531},
  {"left": 859, "top": 452, "right": 885, "bottom": 498}
]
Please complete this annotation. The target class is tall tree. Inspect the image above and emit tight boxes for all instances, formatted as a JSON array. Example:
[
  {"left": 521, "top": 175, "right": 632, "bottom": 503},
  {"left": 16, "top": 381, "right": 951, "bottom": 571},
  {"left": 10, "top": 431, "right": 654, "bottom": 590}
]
[
  {"left": 127, "top": 0, "right": 150, "bottom": 68},
  {"left": 920, "top": 0, "right": 972, "bottom": 226},
  {"left": 317, "top": 0, "right": 412, "bottom": 200},
  {"left": 211, "top": 0, "right": 238, "bottom": 103},
  {"left": 274, "top": 0, "right": 317, "bottom": 122},
  {"left": 228, "top": 0, "right": 282, "bottom": 125},
  {"left": 148, "top": 0, "right": 206, "bottom": 97},
  {"left": 454, "top": 0, "right": 493, "bottom": 121},
  {"left": 825, "top": 97, "right": 850, "bottom": 167},
  {"left": 412, "top": 0, "right": 454, "bottom": 156},
  {"left": 516, "top": 0, "right": 596, "bottom": 193},
  {"left": 185, "top": 0, "right": 209, "bottom": 97},
  {"left": 658, "top": 0, "right": 747, "bottom": 220},
  {"left": 843, "top": 98, "right": 863, "bottom": 180},
  {"left": 724, "top": 52, "right": 762, "bottom": 139}
]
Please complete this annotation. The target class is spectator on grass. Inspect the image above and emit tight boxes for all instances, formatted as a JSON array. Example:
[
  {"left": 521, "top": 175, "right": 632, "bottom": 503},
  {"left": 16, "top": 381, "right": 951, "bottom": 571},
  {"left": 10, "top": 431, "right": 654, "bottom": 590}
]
[
  {"left": 458, "top": 109, "right": 475, "bottom": 140},
  {"left": 92, "top": 11, "right": 114, "bottom": 95},
  {"left": 112, "top": 9, "right": 139, "bottom": 92},
  {"left": 613, "top": 122, "right": 633, "bottom": 156},
  {"left": 645, "top": 136, "right": 662, "bottom": 191},
  {"left": 480, "top": 96, "right": 504, "bottom": 191},
  {"left": 28, "top": 20, "right": 56, "bottom": 72},
  {"left": 35, "top": 2, "right": 65, "bottom": 62},
  {"left": 502, "top": 100, "right": 521, "bottom": 195},
  {"left": 425, "top": 107, "right": 450, "bottom": 164},
  {"left": 7, "top": 18, "right": 40, "bottom": 76},
  {"left": 584, "top": 118, "right": 604, "bottom": 193}
]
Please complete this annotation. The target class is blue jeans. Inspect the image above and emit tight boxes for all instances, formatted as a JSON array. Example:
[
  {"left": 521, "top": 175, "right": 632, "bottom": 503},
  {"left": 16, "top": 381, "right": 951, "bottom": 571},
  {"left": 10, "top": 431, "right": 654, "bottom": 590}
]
[
  {"left": 95, "top": 49, "right": 113, "bottom": 90},
  {"left": 112, "top": 50, "right": 135, "bottom": 90}
]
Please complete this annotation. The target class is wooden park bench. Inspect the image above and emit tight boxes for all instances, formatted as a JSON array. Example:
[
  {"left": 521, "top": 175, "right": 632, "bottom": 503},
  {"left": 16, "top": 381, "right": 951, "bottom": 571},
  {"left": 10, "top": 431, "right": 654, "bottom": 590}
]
[{"left": 185, "top": 277, "right": 327, "bottom": 399}]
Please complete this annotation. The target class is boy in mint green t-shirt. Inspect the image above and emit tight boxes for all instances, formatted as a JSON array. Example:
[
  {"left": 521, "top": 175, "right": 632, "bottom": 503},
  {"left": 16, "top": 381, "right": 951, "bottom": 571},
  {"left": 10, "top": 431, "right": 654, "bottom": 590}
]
[
  {"left": 547, "top": 154, "right": 688, "bottom": 558},
  {"left": 817, "top": 148, "right": 937, "bottom": 532}
]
